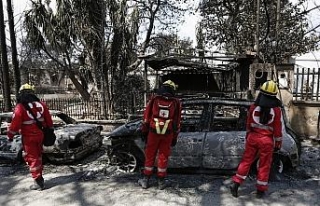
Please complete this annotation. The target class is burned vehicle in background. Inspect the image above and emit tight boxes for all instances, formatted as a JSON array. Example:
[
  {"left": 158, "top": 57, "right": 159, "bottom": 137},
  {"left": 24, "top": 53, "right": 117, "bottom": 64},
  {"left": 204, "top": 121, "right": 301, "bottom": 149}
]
[
  {"left": 0, "top": 110, "right": 103, "bottom": 164},
  {"left": 104, "top": 98, "right": 301, "bottom": 175}
]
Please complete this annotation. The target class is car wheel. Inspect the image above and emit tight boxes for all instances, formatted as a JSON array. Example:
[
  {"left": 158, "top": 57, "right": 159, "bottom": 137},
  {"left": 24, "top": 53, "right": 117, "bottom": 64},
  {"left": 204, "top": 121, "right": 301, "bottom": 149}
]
[
  {"left": 109, "top": 148, "right": 143, "bottom": 173},
  {"left": 255, "top": 154, "right": 286, "bottom": 181},
  {"left": 269, "top": 155, "right": 287, "bottom": 181},
  {"left": 271, "top": 155, "right": 284, "bottom": 174}
]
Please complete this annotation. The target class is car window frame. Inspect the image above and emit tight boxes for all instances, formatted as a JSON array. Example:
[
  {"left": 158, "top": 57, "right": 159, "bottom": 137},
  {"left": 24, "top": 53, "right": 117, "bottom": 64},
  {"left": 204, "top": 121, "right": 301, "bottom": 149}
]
[{"left": 180, "top": 102, "right": 211, "bottom": 132}]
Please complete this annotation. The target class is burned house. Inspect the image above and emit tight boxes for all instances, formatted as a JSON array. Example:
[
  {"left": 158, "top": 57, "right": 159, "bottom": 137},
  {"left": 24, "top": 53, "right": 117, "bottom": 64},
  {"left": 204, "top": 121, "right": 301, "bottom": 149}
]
[
  {"left": 142, "top": 52, "right": 320, "bottom": 139},
  {"left": 144, "top": 53, "right": 256, "bottom": 98}
]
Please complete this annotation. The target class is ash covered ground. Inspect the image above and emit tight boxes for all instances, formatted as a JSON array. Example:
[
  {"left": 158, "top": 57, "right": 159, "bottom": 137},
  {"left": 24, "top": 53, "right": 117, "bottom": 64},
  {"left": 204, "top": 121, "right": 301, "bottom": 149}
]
[{"left": 1, "top": 139, "right": 320, "bottom": 206}]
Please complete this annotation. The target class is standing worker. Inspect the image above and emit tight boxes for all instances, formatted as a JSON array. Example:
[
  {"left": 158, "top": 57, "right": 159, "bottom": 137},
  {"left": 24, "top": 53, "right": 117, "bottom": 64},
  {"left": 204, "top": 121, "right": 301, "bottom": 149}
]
[
  {"left": 7, "top": 83, "right": 53, "bottom": 191},
  {"left": 138, "top": 80, "right": 182, "bottom": 190},
  {"left": 230, "top": 80, "right": 283, "bottom": 198}
]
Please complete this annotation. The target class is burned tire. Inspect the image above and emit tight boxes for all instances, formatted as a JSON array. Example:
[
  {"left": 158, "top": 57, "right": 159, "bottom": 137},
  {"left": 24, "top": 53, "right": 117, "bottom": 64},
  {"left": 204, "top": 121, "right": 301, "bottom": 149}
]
[
  {"left": 253, "top": 154, "right": 287, "bottom": 181},
  {"left": 109, "top": 146, "right": 144, "bottom": 173},
  {"left": 269, "top": 155, "right": 287, "bottom": 181}
]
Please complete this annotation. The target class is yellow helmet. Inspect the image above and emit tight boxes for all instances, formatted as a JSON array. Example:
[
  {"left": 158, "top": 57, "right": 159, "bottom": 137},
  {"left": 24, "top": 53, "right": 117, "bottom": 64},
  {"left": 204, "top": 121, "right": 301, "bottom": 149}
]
[
  {"left": 19, "top": 83, "right": 35, "bottom": 92},
  {"left": 260, "top": 80, "right": 278, "bottom": 96},
  {"left": 163, "top": 80, "right": 178, "bottom": 90}
]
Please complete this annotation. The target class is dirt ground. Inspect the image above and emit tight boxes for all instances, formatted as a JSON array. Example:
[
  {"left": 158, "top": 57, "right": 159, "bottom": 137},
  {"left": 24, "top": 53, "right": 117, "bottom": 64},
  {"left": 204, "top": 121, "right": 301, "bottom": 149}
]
[{"left": 1, "top": 139, "right": 320, "bottom": 206}]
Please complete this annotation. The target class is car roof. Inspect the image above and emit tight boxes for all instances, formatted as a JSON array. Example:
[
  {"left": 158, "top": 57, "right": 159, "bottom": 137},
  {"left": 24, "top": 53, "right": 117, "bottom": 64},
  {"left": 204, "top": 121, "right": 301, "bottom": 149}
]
[{"left": 182, "top": 98, "right": 254, "bottom": 106}]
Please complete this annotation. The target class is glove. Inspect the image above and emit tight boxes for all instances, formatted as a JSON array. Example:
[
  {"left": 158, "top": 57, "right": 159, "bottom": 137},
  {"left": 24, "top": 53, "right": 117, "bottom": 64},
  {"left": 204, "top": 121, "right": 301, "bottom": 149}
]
[
  {"left": 141, "top": 123, "right": 149, "bottom": 136},
  {"left": 7, "top": 133, "right": 14, "bottom": 142},
  {"left": 274, "top": 141, "right": 282, "bottom": 151},
  {"left": 171, "top": 138, "right": 177, "bottom": 147}
]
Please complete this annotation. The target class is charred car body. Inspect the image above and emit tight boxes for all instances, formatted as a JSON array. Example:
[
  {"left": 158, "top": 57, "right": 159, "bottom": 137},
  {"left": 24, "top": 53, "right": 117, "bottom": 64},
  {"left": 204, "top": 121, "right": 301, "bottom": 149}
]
[
  {"left": 0, "top": 110, "right": 103, "bottom": 164},
  {"left": 104, "top": 98, "right": 301, "bottom": 174}
]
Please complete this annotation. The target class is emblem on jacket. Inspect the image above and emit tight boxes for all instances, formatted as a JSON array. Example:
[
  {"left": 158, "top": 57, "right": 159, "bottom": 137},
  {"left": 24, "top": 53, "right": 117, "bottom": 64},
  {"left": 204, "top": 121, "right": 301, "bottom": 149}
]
[
  {"left": 26, "top": 102, "right": 44, "bottom": 119},
  {"left": 252, "top": 106, "right": 275, "bottom": 125}
]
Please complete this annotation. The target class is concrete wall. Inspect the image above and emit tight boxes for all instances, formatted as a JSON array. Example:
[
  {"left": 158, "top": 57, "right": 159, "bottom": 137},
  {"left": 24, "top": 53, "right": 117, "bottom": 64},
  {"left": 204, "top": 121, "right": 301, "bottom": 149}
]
[{"left": 281, "top": 89, "right": 320, "bottom": 139}]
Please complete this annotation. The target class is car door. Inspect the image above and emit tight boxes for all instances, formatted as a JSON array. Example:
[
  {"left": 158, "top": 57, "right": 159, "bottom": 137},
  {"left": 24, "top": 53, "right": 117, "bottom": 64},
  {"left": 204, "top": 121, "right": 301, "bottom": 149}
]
[
  {"left": 168, "top": 103, "right": 209, "bottom": 168},
  {"left": 202, "top": 104, "right": 247, "bottom": 170}
]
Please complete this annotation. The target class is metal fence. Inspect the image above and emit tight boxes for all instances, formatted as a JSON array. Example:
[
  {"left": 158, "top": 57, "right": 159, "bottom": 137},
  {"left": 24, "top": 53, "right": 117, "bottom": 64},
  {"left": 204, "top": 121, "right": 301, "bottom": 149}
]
[
  {"left": 0, "top": 97, "right": 145, "bottom": 120},
  {"left": 293, "top": 67, "right": 320, "bottom": 101},
  {"left": 46, "top": 98, "right": 105, "bottom": 120}
]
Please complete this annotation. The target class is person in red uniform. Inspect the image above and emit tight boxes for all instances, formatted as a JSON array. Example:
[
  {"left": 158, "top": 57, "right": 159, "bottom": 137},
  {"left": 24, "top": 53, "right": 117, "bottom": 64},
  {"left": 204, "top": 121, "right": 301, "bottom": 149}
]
[
  {"left": 138, "top": 80, "right": 182, "bottom": 190},
  {"left": 7, "top": 83, "right": 53, "bottom": 191},
  {"left": 230, "top": 80, "right": 283, "bottom": 198}
]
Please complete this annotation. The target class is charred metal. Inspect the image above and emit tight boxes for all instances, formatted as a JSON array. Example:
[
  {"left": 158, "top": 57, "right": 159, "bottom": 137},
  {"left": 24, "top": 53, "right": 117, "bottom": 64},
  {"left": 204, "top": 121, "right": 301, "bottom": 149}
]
[{"left": 0, "top": 110, "right": 103, "bottom": 164}]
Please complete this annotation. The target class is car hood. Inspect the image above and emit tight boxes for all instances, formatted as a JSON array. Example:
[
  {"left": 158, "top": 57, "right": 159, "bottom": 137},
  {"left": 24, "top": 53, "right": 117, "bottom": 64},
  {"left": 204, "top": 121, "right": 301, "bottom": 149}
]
[
  {"left": 0, "top": 135, "right": 22, "bottom": 162},
  {"left": 54, "top": 123, "right": 102, "bottom": 140},
  {"left": 107, "top": 119, "right": 142, "bottom": 137}
]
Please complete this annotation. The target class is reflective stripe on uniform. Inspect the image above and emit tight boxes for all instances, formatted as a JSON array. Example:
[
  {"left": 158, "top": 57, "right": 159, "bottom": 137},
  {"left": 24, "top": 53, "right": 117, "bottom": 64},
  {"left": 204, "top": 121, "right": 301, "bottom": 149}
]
[
  {"left": 158, "top": 167, "right": 167, "bottom": 172},
  {"left": 250, "top": 123, "right": 273, "bottom": 131},
  {"left": 23, "top": 118, "right": 44, "bottom": 125},
  {"left": 144, "top": 166, "right": 153, "bottom": 171},
  {"left": 154, "top": 118, "right": 171, "bottom": 134},
  {"left": 29, "top": 164, "right": 42, "bottom": 172},
  {"left": 257, "top": 180, "right": 268, "bottom": 186},
  {"left": 236, "top": 173, "right": 247, "bottom": 180},
  {"left": 274, "top": 137, "right": 282, "bottom": 141}
]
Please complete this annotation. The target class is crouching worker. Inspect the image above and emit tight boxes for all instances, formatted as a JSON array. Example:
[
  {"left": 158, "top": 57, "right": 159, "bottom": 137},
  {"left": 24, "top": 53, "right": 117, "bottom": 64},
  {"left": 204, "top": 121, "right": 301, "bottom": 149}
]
[
  {"left": 7, "top": 83, "right": 53, "bottom": 191},
  {"left": 230, "top": 80, "right": 283, "bottom": 198},
  {"left": 138, "top": 80, "right": 182, "bottom": 190}
]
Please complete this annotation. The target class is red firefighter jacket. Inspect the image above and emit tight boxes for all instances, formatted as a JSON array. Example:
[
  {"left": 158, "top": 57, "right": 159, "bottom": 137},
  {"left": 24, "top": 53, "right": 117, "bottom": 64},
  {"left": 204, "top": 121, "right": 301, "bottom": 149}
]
[
  {"left": 8, "top": 101, "right": 53, "bottom": 139},
  {"left": 246, "top": 104, "right": 283, "bottom": 139},
  {"left": 142, "top": 95, "right": 182, "bottom": 137}
]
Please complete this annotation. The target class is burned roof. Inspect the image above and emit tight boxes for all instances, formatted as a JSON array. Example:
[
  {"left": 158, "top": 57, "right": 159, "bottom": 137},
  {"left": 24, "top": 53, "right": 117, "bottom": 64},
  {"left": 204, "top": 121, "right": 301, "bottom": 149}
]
[{"left": 144, "top": 55, "right": 238, "bottom": 72}]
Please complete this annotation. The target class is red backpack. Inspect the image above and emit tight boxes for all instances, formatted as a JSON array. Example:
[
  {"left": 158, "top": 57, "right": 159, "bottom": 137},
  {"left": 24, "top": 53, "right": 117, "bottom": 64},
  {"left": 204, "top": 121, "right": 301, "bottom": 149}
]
[{"left": 148, "top": 95, "right": 179, "bottom": 135}]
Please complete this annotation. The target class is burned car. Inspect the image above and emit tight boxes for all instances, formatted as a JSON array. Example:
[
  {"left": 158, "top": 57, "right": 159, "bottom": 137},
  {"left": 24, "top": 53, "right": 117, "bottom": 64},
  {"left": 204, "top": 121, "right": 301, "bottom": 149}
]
[
  {"left": 0, "top": 110, "right": 103, "bottom": 164},
  {"left": 104, "top": 98, "right": 301, "bottom": 175}
]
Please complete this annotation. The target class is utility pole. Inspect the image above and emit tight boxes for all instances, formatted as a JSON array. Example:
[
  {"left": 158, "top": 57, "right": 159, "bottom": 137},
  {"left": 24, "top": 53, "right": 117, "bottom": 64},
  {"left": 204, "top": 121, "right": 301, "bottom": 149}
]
[{"left": 0, "top": 0, "right": 12, "bottom": 111}]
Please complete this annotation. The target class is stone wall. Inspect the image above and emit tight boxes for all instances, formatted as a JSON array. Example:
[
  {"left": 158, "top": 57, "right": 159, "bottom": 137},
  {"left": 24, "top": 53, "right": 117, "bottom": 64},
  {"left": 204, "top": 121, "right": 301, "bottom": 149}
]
[{"left": 281, "top": 89, "right": 320, "bottom": 139}]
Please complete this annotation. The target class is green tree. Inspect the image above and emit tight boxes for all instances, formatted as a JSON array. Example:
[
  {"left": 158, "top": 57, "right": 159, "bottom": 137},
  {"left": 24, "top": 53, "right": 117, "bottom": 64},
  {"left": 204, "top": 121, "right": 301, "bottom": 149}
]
[
  {"left": 199, "top": 0, "right": 319, "bottom": 63},
  {"left": 108, "top": 0, "right": 192, "bottom": 118},
  {"left": 149, "top": 33, "right": 194, "bottom": 55},
  {"left": 24, "top": 0, "right": 100, "bottom": 100},
  {"left": 23, "top": 0, "right": 192, "bottom": 118}
]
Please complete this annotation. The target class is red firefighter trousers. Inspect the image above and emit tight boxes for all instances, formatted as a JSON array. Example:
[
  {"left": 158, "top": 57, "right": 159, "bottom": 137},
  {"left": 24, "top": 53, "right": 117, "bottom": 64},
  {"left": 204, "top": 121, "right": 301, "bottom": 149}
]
[
  {"left": 232, "top": 133, "right": 274, "bottom": 191},
  {"left": 23, "top": 133, "right": 44, "bottom": 180},
  {"left": 143, "top": 132, "right": 173, "bottom": 178}
]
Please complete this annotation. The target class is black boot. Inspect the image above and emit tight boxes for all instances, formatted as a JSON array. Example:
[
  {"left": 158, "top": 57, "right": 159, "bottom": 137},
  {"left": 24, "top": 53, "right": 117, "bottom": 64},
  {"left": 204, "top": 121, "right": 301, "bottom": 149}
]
[
  {"left": 230, "top": 182, "right": 240, "bottom": 198},
  {"left": 30, "top": 176, "right": 45, "bottom": 191},
  {"left": 158, "top": 177, "right": 167, "bottom": 190},
  {"left": 138, "top": 176, "right": 150, "bottom": 189},
  {"left": 256, "top": 190, "right": 265, "bottom": 198}
]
